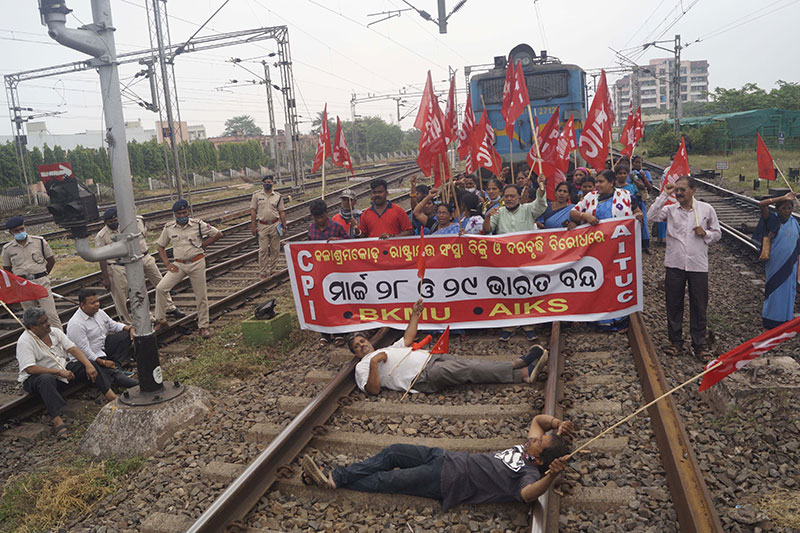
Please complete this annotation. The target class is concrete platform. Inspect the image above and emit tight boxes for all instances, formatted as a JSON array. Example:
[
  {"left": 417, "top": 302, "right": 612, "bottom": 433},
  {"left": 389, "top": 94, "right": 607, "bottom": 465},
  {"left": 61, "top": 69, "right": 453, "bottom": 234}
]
[
  {"left": 278, "top": 395, "right": 530, "bottom": 419},
  {"left": 246, "top": 423, "right": 516, "bottom": 455},
  {"left": 561, "top": 484, "right": 637, "bottom": 511}
]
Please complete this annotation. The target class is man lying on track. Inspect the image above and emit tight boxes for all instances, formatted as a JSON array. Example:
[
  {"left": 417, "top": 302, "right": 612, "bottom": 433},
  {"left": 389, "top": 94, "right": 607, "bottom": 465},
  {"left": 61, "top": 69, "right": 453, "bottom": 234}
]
[
  {"left": 347, "top": 299, "right": 547, "bottom": 395},
  {"left": 302, "top": 413, "right": 573, "bottom": 510}
]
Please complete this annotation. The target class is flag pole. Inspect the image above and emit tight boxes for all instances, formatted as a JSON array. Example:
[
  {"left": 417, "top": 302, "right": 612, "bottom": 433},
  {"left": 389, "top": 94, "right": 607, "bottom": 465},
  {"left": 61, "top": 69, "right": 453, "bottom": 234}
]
[
  {"left": 400, "top": 351, "right": 435, "bottom": 401},
  {"left": 0, "top": 300, "right": 67, "bottom": 370},
  {"left": 321, "top": 144, "right": 326, "bottom": 200},
  {"left": 546, "top": 359, "right": 723, "bottom": 474},
  {"left": 525, "top": 105, "right": 544, "bottom": 180},
  {"left": 608, "top": 129, "right": 615, "bottom": 170}
]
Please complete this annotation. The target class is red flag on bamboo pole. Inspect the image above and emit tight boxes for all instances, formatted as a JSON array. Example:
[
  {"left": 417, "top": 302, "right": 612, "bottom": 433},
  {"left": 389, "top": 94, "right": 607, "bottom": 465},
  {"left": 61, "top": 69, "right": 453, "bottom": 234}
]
[
  {"left": 311, "top": 104, "right": 332, "bottom": 173},
  {"left": 660, "top": 136, "right": 690, "bottom": 191},
  {"left": 619, "top": 104, "right": 643, "bottom": 156},
  {"left": 578, "top": 70, "right": 613, "bottom": 172},
  {"left": 500, "top": 58, "right": 516, "bottom": 142},
  {"left": 505, "top": 60, "right": 528, "bottom": 142},
  {"left": 431, "top": 326, "right": 450, "bottom": 354},
  {"left": 699, "top": 316, "right": 800, "bottom": 391},
  {"left": 471, "top": 112, "right": 504, "bottom": 176},
  {"left": 332, "top": 116, "right": 354, "bottom": 176},
  {"left": 444, "top": 75, "right": 458, "bottom": 145},
  {"left": 526, "top": 108, "right": 559, "bottom": 169},
  {"left": 757, "top": 133, "right": 776, "bottom": 181},
  {"left": 457, "top": 97, "right": 475, "bottom": 160},
  {"left": 415, "top": 71, "right": 447, "bottom": 186},
  {"left": 0, "top": 269, "right": 48, "bottom": 304},
  {"left": 556, "top": 114, "right": 577, "bottom": 173}
]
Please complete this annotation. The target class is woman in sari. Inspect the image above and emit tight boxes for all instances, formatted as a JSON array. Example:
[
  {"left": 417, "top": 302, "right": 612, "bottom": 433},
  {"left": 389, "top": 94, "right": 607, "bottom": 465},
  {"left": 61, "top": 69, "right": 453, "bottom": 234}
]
[
  {"left": 571, "top": 167, "right": 590, "bottom": 203},
  {"left": 412, "top": 188, "right": 458, "bottom": 235},
  {"left": 483, "top": 178, "right": 503, "bottom": 216},
  {"left": 537, "top": 182, "right": 576, "bottom": 229},
  {"left": 756, "top": 191, "right": 800, "bottom": 329},
  {"left": 570, "top": 170, "right": 643, "bottom": 332},
  {"left": 615, "top": 165, "right": 650, "bottom": 254},
  {"left": 457, "top": 191, "right": 485, "bottom": 235}
]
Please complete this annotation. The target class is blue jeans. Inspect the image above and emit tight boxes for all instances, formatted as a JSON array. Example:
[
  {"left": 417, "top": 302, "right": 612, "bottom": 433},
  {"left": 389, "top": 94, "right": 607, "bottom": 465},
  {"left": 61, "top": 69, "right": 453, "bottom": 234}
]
[{"left": 331, "top": 444, "right": 444, "bottom": 500}]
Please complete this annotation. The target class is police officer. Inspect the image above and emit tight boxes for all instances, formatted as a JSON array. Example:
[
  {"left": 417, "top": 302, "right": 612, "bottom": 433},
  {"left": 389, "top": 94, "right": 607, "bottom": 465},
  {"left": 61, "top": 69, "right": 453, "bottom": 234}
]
[
  {"left": 250, "top": 175, "right": 287, "bottom": 279},
  {"left": 1, "top": 216, "right": 63, "bottom": 330},
  {"left": 95, "top": 208, "right": 185, "bottom": 324},
  {"left": 154, "top": 200, "right": 223, "bottom": 339}
]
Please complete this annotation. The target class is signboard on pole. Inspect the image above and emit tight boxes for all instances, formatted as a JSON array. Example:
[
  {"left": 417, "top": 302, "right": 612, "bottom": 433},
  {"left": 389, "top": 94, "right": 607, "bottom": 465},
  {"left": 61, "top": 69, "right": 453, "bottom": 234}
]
[
  {"left": 285, "top": 218, "right": 643, "bottom": 333},
  {"left": 36, "top": 162, "right": 73, "bottom": 184},
  {"left": 778, "top": 132, "right": 785, "bottom": 145},
  {"left": 715, "top": 161, "right": 729, "bottom": 170}
]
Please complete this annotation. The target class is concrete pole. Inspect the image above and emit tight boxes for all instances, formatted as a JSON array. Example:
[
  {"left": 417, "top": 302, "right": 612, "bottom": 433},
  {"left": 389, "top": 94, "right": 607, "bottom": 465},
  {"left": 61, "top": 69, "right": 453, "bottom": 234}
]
[
  {"left": 41, "top": 0, "right": 179, "bottom": 402},
  {"left": 674, "top": 34, "right": 682, "bottom": 133},
  {"left": 262, "top": 61, "right": 280, "bottom": 181}
]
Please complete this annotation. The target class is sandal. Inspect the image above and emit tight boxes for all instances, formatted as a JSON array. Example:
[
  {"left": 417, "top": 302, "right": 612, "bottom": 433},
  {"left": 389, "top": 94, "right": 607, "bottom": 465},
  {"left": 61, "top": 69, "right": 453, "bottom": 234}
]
[
  {"left": 53, "top": 425, "right": 70, "bottom": 439},
  {"left": 333, "top": 336, "right": 346, "bottom": 347},
  {"left": 664, "top": 344, "right": 682, "bottom": 357},
  {"left": 694, "top": 348, "right": 714, "bottom": 363},
  {"left": 301, "top": 455, "right": 330, "bottom": 487},
  {"left": 316, "top": 337, "right": 329, "bottom": 349}
]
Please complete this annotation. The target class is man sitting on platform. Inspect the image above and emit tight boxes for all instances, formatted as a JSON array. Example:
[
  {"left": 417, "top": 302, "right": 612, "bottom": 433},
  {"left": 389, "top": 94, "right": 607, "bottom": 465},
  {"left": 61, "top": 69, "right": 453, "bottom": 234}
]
[
  {"left": 302, "top": 412, "right": 573, "bottom": 510},
  {"left": 347, "top": 299, "right": 547, "bottom": 395},
  {"left": 66, "top": 289, "right": 135, "bottom": 372},
  {"left": 16, "top": 308, "right": 136, "bottom": 439}
]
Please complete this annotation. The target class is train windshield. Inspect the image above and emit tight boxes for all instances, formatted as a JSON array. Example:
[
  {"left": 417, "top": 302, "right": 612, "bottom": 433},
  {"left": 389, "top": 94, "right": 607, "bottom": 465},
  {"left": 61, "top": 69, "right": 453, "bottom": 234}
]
[{"left": 480, "top": 71, "right": 570, "bottom": 104}]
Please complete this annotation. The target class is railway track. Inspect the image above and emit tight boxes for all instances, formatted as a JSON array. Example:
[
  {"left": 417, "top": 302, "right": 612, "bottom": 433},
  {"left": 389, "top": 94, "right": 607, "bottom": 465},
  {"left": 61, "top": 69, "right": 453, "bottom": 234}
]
[
  {"left": 186, "top": 317, "right": 720, "bottom": 532},
  {"left": 0, "top": 165, "right": 418, "bottom": 422},
  {"left": 33, "top": 161, "right": 412, "bottom": 240}
]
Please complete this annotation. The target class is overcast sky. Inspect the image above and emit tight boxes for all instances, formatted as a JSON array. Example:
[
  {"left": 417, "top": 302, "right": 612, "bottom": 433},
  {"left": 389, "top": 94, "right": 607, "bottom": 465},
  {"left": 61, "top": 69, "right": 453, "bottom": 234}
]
[{"left": 2, "top": 0, "right": 798, "bottom": 138}]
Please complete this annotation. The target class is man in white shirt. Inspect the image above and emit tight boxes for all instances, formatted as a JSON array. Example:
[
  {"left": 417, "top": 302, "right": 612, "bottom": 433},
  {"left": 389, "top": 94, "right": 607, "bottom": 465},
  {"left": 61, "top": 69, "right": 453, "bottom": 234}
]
[
  {"left": 16, "top": 308, "right": 130, "bottom": 438},
  {"left": 66, "top": 289, "right": 135, "bottom": 369},
  {"left": 349, "top": 299, "right": 547, "bottom": 395},
  {"left": 648, "top": 176, "right": 721, "bottom": 360}
]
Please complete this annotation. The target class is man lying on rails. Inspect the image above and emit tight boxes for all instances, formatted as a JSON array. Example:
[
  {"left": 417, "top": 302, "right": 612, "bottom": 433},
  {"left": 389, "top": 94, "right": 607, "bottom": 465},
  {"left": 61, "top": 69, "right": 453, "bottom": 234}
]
[
  {"left": 302, "top": 413, "right": 573, "bottom": 510},
  {"left": 347, "top": 299, "right": 547, "bottom": 395},
  {"left": 16, "top": 308, "right": 136, "bottom": 439}
]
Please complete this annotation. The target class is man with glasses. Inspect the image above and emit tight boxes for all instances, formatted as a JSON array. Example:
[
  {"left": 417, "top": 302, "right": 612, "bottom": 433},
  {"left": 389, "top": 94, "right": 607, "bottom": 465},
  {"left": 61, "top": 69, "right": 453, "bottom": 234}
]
[{"left": 648, "top": 176, "right": 721, "bottom": 361}]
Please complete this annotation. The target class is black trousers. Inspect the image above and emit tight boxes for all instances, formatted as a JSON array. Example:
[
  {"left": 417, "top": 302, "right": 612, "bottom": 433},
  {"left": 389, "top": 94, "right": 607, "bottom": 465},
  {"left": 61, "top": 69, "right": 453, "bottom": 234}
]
[
  {"left": 104, "top": 330, "right": 132, "bottom": 364},
  {"left": 665, "top": 267, "right": 709, "bottom": 349},
  {"left": 22, "top": 360, "right": 113, "bottom": 419}
]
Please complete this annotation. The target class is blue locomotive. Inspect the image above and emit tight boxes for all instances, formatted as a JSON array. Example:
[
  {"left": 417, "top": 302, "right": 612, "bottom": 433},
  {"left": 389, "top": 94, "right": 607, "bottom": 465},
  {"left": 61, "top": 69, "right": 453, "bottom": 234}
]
[{"left": 469, "top": 43, "right": 587, "bottom": 164}]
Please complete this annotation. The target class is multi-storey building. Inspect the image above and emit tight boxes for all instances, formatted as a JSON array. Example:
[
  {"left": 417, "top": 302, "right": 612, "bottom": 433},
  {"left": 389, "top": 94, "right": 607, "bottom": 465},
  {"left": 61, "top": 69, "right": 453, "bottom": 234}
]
[{"left": 613, "top": 58, "right": 709, "bottom": 124}]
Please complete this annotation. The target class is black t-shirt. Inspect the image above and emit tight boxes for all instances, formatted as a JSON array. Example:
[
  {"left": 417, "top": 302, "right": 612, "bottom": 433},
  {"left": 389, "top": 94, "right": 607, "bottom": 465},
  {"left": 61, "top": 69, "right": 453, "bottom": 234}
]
[{"left": 439, "top": 444, "right": 541, "bottom": 510}]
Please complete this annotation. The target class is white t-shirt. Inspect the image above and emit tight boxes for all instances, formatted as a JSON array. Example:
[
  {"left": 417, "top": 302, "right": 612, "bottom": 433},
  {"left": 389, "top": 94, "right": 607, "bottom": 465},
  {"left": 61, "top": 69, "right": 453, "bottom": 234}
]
[
  {"left": 16, "top": 328, "right": 75, "bottom": 383},
  {"left": 354, "top": 338, "right": 430, "bottom": 394}
]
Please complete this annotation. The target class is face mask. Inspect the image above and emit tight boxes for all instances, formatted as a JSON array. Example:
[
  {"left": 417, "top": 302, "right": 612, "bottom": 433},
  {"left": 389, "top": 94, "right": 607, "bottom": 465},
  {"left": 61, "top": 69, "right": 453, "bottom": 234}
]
[
  {"left": 176, "top": 216, "right": 189, "bottom": 225},
  {"left": 13, "top": 231, "right": 27, "bottom": 241},
  {"left": 340, "top": 209, "right": 352, "bottom": 218},
  {"left": 108, "top": 223, "right": 119, "bottom": 231},
  {"left": 263, "top": 183, "right": 273, "bottom": 191},
  {"left": 466, "top": 187, "right": 476, "bottom": 193}
]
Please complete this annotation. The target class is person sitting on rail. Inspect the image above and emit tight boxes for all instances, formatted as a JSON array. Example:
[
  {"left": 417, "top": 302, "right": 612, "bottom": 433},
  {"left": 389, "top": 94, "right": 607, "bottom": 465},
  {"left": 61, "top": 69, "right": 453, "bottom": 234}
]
[
  {"left": 756, "top": 191, "right": 799, "bottom": 330},
  {"left": 347, "top": 299, "right": 547, "bottom": 395},
  {"left": 357, "top": 179, "right": 414, "bottom": 239},
  {"left": 154, "top": 199, "right": 223, "bottom": 339},
  {"left": 66, "top": 289, "right": 136, "bottom": 372},
  {"left": 2, "top": 216, "right": 62, "bottom": 330},
  {"left": 331, "top": 189, "right": 361, "bottom": 238},
  {"left": 96, "top": 208, "right": 185, "bottom": 324},
  {"left": 301, "top": 412, "right": 573, "bottom": 511},
  {"left": 647, "top": 176, "right": 721, "bottom": 361},
  {"left": 483, "top": 177, "right": 547, "bottom": 342},
  {"left": 250, "top": 175, "right": 287, "bottom": 280},
  {"left": 16, "top": 308, "right": 135, "bottom": 439}
]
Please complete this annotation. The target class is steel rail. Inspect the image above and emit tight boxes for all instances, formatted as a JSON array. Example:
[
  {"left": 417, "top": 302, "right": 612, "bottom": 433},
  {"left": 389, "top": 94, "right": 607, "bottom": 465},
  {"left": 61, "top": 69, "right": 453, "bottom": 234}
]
[
  {"left": 530, "top": 321, "right": 563, "bottom": 533},
  {"left": 627, "top": 312, "right": 723, "bottom": 532}
]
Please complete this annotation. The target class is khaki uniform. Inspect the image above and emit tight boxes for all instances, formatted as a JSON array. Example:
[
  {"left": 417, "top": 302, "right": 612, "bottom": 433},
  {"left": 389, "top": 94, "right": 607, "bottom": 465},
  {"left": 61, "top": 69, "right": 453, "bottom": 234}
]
[
  {"left": 95, "top": 216, "right": 176, "bottom": 323},
  {"left": 250, "top": 189, "right": 284, "bottom": 277},
  {"left": 155, "top": 218, "right": 220, "bottom": 328},
  {"left": 1, "top": 236, "right": 62, "bottom": 330}
]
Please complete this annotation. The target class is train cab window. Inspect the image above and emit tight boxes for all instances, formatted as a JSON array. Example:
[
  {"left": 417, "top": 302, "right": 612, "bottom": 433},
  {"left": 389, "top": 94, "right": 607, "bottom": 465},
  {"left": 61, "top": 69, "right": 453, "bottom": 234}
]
[{"left": 480, "top": 70, "right": 569, "bottom": 104}]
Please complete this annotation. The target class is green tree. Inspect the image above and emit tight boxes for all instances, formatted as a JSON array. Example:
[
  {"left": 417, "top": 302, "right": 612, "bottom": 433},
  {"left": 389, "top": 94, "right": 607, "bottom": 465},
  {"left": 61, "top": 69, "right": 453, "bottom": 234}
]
[{"left": 223, "top": 115, "right": 263, "bottom": 136}]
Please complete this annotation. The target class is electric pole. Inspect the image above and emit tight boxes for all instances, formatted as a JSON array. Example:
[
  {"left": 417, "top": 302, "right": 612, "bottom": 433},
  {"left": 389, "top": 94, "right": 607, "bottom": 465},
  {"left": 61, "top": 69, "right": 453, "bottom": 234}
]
[
  {"left": 262, "top": 60, "right": 281, "bottom": 181},
  {"left": 673, "top": 34, "right": 682, "bottom": 133}
]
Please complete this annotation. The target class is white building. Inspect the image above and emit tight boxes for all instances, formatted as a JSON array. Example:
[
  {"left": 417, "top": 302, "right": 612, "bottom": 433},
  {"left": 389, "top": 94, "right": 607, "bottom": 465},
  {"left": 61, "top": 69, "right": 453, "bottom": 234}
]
[
  {"left": 0, "top": 119, "right": 157, "bottom": 151},
  {"left": 187, "top": 124, "right": 207, "bottom": 142}
]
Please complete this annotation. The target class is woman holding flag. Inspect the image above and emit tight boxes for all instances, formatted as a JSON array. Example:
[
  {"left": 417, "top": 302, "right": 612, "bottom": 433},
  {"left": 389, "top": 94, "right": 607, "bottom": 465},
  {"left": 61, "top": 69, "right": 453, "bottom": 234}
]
[
  {"left": 537, "top": 182, "right": 575, "bottom": 229},
  {"left": 756, "top": 191, "right": 800, "bottom": 329}
]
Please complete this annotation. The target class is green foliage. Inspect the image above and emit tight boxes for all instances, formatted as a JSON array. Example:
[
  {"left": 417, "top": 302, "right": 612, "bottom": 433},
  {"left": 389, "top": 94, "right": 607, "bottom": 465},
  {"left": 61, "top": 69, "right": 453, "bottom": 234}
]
[
  {"left": 309, "top": 112, "right": 420, "bottom": 158},
  {"left": 223, "top": 114, "right": 263, "bottom": 136},
  {"left": 642, "top": 121, "right": 723, "bottom": 156}
]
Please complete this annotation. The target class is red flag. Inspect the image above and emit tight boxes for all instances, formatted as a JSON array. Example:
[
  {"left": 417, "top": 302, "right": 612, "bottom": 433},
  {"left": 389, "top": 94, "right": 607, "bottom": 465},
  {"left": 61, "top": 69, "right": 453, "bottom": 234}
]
[
  {"left": 431, "top": 326, "right": 450, "bottom": 354},
  {"left": 312, "top": 104, "right": 332, "bottom": 173},
  {"left": 633, "top": 106, "right": 644, "bottom": 145},
  {"left": 500, "top": 58, "right": 515, "bottom": 142},
  {"left": 619, "top": 103, "right": 637, "bottom": 156},
  {"left": 699, "top": 316, "right": 800, "bottom": 391},
  {"left": 0, "top": 269, "right": 48, "bottom": 304},
  {"left": 505, "top": 61, "right": 529, "bottom": 144},
  {"left": 556, "top": 114, "right": 577, "bottom": 173},
  {"left": 457, "top": 97, "right": 475, "bottom": 160},
  {"left": 526, "top": 108, "right": 559, "bottom": 169},
  {"left": 415, "top": 71, "right": 447, "bottom": 185},
  {"left": 444, "top": 76, "right": 458, "bottom": 145},
  {"left": 578, "top": 70, "right": 613, "bottom": 172},
  {"left": 331, "top": 116, "right": 353, "bottom": 176},
  {"left": 660, "top": 136, "right": 690, "bottom": 193},
  {"left": 471, "top": 112, "right": 504, "bottom": 176},
  {"left": 757, "top": 133, "right": 776, "bottom": 181}
]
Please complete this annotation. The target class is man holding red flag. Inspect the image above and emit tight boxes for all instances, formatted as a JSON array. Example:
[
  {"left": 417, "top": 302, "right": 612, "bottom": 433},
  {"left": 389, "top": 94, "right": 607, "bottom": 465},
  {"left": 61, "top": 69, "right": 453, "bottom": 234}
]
[
  {"left": 648, "top": 176, "right": 721, "bottom": 361},
  {"left": 347, "top": 299, "right": 548, "bottom": 395}
]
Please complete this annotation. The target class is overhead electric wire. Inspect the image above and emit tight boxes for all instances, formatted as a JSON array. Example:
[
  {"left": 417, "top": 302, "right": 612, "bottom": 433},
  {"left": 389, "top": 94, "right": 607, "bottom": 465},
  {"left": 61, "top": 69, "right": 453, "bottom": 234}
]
[{"left": 684, "top": 0, "right": 800, "bottom": 47}]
